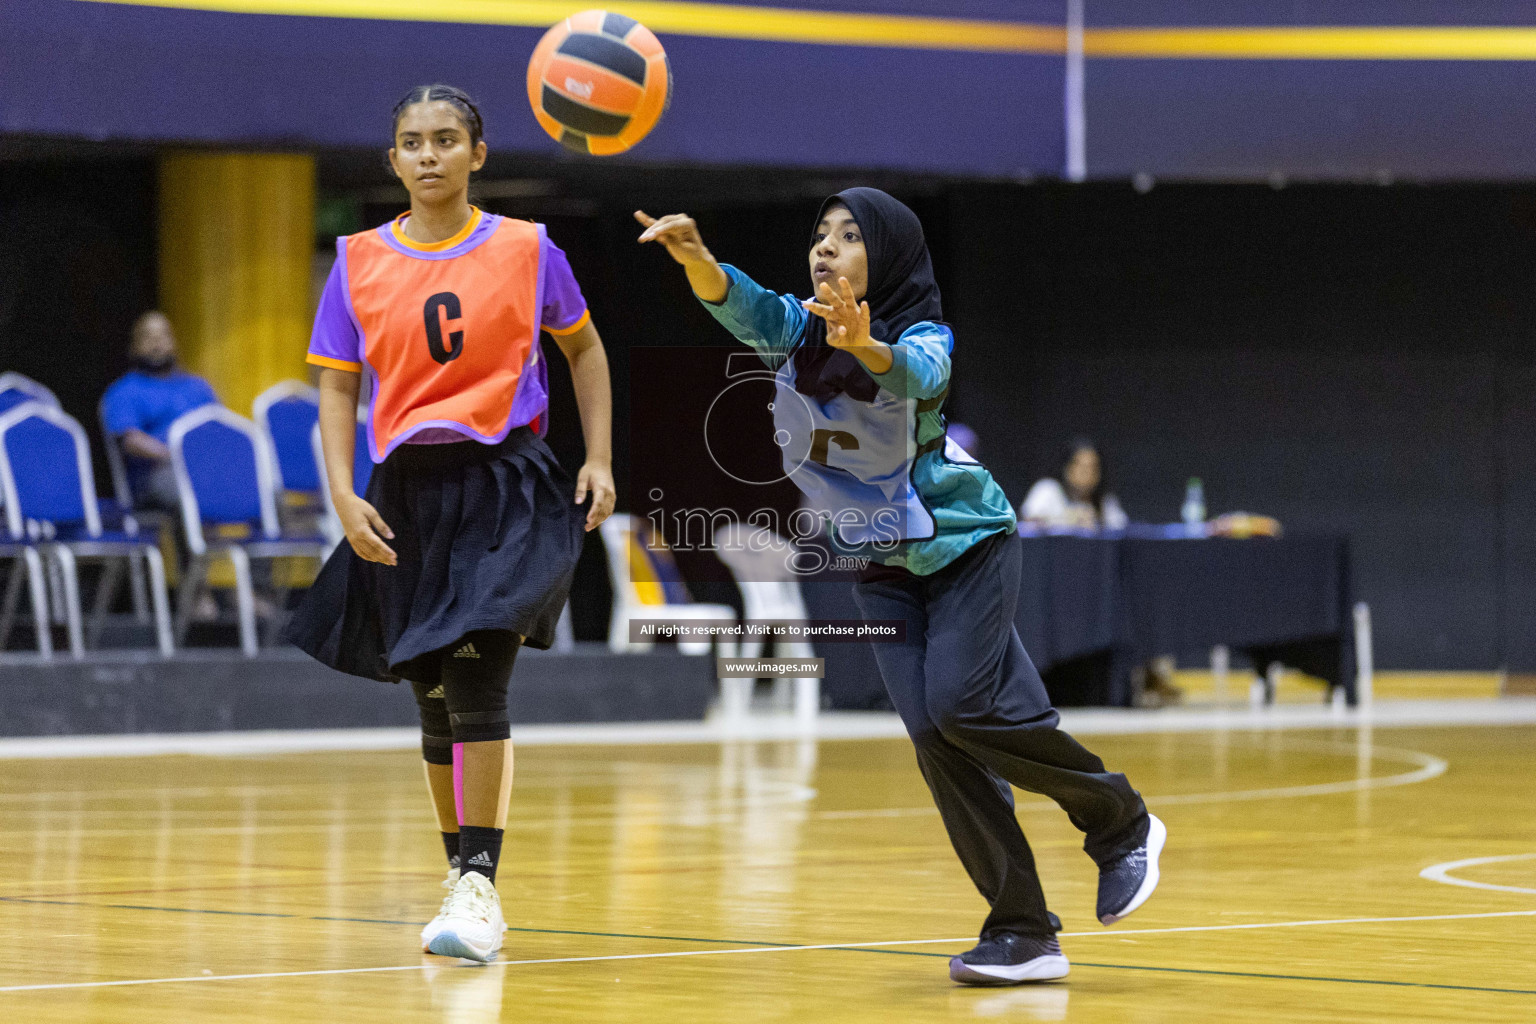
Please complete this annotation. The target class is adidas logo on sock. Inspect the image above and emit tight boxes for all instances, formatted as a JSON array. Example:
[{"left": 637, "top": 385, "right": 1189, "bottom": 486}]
[
  {"left": 467, "top": 850, "right": 494, "bottom": 867},
  {"left": 425, "top": 684, "right": 445, "bottom": 698},
  {"left": 453, "top": 643, "right": 480, "bottom": 659}
]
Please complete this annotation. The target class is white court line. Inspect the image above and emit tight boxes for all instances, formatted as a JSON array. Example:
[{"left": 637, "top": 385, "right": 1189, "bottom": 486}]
[
  {"left": 3, "top": 698, "right": 1536, "bottom": 758},
  {"left": 0, "top": 742, "right": 1442, "bottom": 837},
  {"left": 0, "top": 741, "right": 1446, "bottom": 837},
  {"left": 1111, "top": 742, "right": 1445, "bottom": 805},
  {"left": 0, "top": 939, "right": 941, "bottom": 993},
  {"left": 817, "top": 742, "right": 1446, "bottom": 821},
  {"left": 1056, "top": 908, "right": 1536, "bottom": 939},
  {"left": 1420, "top": 853, "right": 1536, "bottom": 895},
  {"left": 0, "top": 736, "right": 1438, "bottom": 827},
  {"left": 4, "top": 909, "right": 1534, "bottom": 994}
]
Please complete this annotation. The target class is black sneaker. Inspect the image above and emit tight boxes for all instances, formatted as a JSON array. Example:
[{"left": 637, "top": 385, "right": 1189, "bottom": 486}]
[
  {"left": 948, "top": 932, "right": 1069, "bottom": 985},
  {"left": 1097, "top": 813, "right": 1167, "bottom": 925}
]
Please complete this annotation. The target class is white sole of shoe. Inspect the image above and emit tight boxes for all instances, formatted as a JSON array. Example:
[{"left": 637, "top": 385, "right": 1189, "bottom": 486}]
[
  {"left": 949, "top": 954, "right": 1070, "bottom": 985},
  {"left": 1101, "top": 813, "right": 1166, "bottom": 925},
  {"left": 421, "top": 912, "right": 451, "bottom": 952},
  {"left": 427, "top": 929, "right": 502, "bottom": 963}
]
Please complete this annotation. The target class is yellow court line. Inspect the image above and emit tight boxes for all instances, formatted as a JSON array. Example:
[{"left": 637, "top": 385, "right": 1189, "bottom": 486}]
[{"left": 72, "top": 0, "right": 1067, "bottom": 53}]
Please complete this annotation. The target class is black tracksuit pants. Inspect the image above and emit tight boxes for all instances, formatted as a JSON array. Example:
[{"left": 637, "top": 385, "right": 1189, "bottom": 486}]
[{"left": 853, "top": 528, "right": 1149, "bottom": 939}]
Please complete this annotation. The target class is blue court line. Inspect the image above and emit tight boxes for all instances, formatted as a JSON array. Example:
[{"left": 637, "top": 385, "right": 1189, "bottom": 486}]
[
  {"left": 1, "top": 898, "right": 298, "bottom": 919},
  {"left": 314, "top": 914, "right": 804, "bottom": 949},
  {"left": 1, "top": 897, "right": 799, "bottom": 948},
  {"left": 4, "top": 896, "right": 1532, "bottom": 996}
]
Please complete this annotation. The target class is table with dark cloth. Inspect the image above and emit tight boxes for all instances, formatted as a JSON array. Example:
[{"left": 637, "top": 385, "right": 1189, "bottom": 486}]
[{"left": 798, "top": 528, "right": 1354, "bottom": 709}]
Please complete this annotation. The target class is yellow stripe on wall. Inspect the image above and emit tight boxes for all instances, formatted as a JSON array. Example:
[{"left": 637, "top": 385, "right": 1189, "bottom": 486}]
[
  {"left": 1084, "top": 26, "right": 1536, "bottom": 61},
  {"left": 74, "top": 0, "right": 1066, "bottom": 53},
  {"left": 72, "top": 0, "right": 1536, "bottom": 60}
]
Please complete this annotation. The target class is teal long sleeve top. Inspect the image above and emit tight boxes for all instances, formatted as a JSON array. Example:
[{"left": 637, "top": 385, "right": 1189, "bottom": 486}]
[{"left": 700, "top": 264, "right": 1016, "bottom": 576}]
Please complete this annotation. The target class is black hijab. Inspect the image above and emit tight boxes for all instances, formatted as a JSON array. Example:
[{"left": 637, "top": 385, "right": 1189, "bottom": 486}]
[{"left": 793, "top": 187, "right": 944, "bottom": 403}]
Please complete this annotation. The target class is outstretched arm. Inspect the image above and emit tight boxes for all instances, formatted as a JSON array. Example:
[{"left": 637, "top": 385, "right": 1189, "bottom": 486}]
[
  {"left": 634, "top": 210, "right": 729, "bottom": 302},
  {"left": 549, "top": 320, "right": 616, "bottom": 533},
  {"left": 636, "top": 210, "right": 807, "bottom": 363}
]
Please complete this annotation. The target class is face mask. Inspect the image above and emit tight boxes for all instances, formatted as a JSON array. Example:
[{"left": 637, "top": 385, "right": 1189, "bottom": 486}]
[{"left": 132, "top": 353, "right": 175, "bottom": 373}]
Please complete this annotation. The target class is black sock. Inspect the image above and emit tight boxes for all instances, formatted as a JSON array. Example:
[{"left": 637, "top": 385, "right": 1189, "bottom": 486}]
[
  {"left": 458, "top": 825, "right": 504, "bottom": 884},
  {"left": 441, "top": 831, "right": 461, "bottom": 872}
]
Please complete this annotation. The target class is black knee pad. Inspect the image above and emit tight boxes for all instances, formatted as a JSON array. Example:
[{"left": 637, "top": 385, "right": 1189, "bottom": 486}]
[
  {"left": 440, "top": 631, "right": 519, "bottom": 744},
  {"left": 448, "top": 707, "right": 511, "bottom": 744},
  {"left": 410, "top": 679, "right": 455, "bottom": 765},
  {"left": 443, "top": 670, "right": 511, "bottom": 742}
]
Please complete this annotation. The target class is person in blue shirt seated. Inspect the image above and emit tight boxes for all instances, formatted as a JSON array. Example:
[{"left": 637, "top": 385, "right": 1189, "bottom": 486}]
[
  {"left": 635, "top": 191, "right": 1163, "bottom": 987},
  {"left": 101, "top": 311, "right": 218, "bottom": 512}
]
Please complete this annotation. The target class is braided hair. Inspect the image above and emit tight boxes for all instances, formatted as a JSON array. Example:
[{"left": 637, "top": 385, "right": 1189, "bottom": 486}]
[{"left": 391, "top": 84, "right": 484, "bottom": 147}]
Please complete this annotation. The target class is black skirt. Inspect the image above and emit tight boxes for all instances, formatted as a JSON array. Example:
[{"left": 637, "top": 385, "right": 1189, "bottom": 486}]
[{"left": 285, "top": 426, "right": 585, "bottom": 683}]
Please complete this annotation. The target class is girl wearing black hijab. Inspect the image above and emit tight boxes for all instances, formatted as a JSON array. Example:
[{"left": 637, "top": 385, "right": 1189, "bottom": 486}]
[{"left": 636, "top": 191, "right": 1163, "bottom": 986}]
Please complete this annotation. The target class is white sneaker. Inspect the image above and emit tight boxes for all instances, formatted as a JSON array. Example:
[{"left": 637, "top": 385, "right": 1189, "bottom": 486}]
[
  {"left": 420, "top": 867, "right": 460, "bottom": 952},
  {"left": 426, "top": 870, "right": 505, "bottom": 963}
]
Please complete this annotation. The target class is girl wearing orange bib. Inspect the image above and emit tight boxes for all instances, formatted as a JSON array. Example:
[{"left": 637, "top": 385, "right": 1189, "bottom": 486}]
[{"left": 285, "top": 85, "right": 615, "bottom": 963}]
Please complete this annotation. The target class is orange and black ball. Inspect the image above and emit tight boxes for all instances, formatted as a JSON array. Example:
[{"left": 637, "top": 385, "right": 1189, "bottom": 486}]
[{"left": 527, "top": 10, "right": 672, "bottom": 156}]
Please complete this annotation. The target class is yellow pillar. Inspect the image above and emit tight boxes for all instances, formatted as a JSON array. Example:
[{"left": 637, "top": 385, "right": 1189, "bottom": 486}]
[{"left": 158, "top": 151, "right": 315, "bottom": 416}]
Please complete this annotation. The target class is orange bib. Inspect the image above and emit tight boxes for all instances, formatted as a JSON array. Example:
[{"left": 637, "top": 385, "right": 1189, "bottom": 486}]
[{"left": 345, "top": 216, "right": 541, "bottom": 459}]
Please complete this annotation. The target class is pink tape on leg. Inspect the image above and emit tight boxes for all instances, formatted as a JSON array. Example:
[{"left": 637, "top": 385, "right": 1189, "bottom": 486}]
[{"left": 452, "top": 742, "right": 465, "bottom": 825}]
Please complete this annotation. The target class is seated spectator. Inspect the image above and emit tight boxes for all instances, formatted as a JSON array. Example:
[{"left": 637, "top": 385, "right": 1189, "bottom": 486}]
[
  {"left": 1020, "top": 438, "right": 1128, "bottom": 530},
  {"left": 101, "top": 311, "right": 218, "bottom": 512},
  {"left": 1021, "top": 439, "right": 1182, "bottom": 706}
]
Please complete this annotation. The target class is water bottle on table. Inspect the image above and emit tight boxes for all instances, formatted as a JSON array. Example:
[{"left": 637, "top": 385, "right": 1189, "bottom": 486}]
[{"left": 1181, "top": 477, "right": 1206, "bottom": 536}]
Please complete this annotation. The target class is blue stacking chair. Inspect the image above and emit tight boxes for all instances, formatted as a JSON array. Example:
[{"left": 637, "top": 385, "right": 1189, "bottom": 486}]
[
  {"left": 168, "top": 405, "right": 326, "bottom": 656},
  {"left": 253, "top": 381, "right": 322, "bottom": 499},
  {"left": 0, "top": 402, "right": 173, "bottom": 658},
  {"left": 97, "top": 397, "right": 156, "bottom": 624},
  {"left": 0, "top": 372, "right": 60, "bottom": 417},
  {"left": 0, "top": 374, "right": 61, "bottom": 525},
  {"left": 0, "top": 402, "right": 55, "bottom": 657},
  {"left": 0, "top": 377, "right": 62, "bottom": 647},
  {"left": 311, "top": 418, "right": 374, "bottom": 557},
  {"left": 0, "top": 527, "right": 50, "bottom": 657}
]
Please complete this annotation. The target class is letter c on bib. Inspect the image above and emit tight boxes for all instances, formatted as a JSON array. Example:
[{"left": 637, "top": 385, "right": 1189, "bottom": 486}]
[
  {"left": 809, "top": 428, "right": 860, "bottom": 467},
  {"left": 423, "top": 292, "right": 464, "bottom": 364}
]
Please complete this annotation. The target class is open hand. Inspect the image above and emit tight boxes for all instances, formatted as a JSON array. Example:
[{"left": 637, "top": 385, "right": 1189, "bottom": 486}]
[
  {"left": 574, "top": 461, "right": 616, "bottom": 533},
  {"left": 635, "top": 210, "right": 710, "bottom": 265},
  {"left": 337, "top": 492, "right": 396, "bottom": 565},
  {"left": 803, "top": 276, "right": 873, "bottom": 351}
]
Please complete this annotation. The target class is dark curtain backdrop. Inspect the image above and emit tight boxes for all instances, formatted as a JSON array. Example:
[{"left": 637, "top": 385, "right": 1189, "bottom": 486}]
[
  {"left": 941, "top": 183, "right": 1536, "bottom": 671},
  {"left": 5, "top": 152, "right": 1533, "bottom": 670},
  {"left": 0, "top": 158, "right": 157, "bottom": 456}
]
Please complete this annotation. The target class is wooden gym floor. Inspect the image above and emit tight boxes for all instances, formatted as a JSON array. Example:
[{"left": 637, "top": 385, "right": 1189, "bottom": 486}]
[{"left": 0, "top": 722, "right": 1532, "bottom": 1022}]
